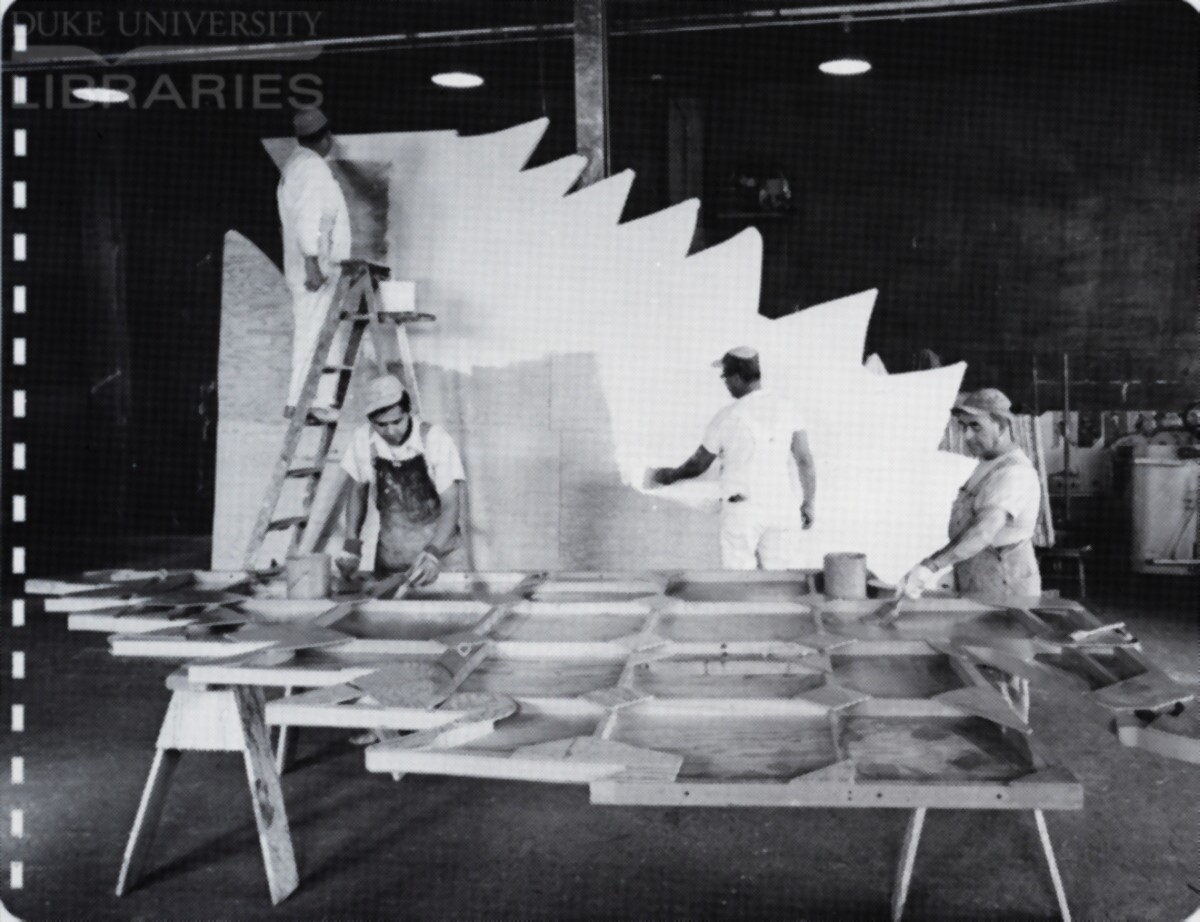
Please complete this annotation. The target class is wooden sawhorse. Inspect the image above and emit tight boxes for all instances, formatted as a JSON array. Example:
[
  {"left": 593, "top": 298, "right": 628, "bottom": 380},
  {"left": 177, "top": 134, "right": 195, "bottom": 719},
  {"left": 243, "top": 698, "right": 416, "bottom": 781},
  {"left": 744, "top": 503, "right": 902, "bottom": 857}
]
[
  {"left": 891, "top": 671, "right": 1067, "bottom": 921},
  {"left": 116, "top": 670, "right": 298, "bottom": 904},
  {"left": 891, "top": 806, "right": 1071, "bottom": 921}
]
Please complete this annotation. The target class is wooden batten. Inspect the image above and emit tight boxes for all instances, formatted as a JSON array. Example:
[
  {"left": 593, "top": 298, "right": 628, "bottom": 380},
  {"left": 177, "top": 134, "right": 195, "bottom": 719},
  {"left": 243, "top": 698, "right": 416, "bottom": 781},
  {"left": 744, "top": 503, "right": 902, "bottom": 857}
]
[{"left": 590, "top": 776, "right": 1083, "bottom": 810}]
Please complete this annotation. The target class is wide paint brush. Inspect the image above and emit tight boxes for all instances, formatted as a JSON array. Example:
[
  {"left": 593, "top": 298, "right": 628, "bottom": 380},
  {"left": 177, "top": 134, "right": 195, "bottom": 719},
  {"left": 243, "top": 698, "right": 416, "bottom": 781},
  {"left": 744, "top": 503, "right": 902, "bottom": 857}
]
[{"left": 874, "top": 595, "right": 905, "bottom": 625}]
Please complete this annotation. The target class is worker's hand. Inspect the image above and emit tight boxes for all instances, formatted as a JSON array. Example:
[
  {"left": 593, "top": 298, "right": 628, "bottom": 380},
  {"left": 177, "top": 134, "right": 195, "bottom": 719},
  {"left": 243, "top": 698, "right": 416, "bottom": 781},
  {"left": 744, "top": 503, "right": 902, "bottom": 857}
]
[
  {"left": 335, "top": 538, "right": 362, "bottom": 579},
  {"left": 800, "top": 500, "right": 815, "bottom": 529},
  {"left": 406, "top": 550, "right": 441, "bottom": 588},
  {"left": 649, "top": 467, "right": 676, "bottom": 487},
  {"left": 898, "top": 563, "right": 938, "bottom": 600},
  {"left": 304, "top": 256, "right": 327, "bottom": 292}
]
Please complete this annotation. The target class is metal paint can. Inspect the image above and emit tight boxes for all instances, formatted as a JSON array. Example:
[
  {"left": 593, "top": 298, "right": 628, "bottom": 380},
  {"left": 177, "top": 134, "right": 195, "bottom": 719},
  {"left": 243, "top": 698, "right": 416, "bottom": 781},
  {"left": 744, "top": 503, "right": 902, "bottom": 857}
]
[
  {"left": 823, "top": 552, "right": 867, "bottom": 600},
  {"left": 286, "top": 553, "right": 332, "bottom": 599}
]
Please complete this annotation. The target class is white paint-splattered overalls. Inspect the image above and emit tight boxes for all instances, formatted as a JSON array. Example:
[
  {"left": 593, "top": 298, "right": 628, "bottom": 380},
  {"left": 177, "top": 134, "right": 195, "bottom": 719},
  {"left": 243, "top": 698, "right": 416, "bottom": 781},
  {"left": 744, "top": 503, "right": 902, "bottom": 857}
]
[{"left": 948, "top": 453, "right": 1042, "bottom": 598}]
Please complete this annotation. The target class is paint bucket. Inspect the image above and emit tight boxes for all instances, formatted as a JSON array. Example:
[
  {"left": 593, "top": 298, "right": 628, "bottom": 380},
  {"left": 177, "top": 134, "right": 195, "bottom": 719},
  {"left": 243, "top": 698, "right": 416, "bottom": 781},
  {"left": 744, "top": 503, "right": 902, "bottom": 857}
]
[
  {"left": 286, "top": 553, "right": 332, "bottom": 599},
  {"left": 823, "top": 552, "right": 867, "bottom": 600}
]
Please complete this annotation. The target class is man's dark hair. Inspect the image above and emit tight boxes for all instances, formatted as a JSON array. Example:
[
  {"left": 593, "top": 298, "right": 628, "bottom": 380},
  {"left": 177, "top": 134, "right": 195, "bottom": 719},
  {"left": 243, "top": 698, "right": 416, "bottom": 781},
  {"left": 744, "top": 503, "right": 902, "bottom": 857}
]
[
  {"left": 722, "top": 355, "right": 761, "bottom": 383},
  {"left": 367, "top": 390, "right": 411, "bottom": 420}
]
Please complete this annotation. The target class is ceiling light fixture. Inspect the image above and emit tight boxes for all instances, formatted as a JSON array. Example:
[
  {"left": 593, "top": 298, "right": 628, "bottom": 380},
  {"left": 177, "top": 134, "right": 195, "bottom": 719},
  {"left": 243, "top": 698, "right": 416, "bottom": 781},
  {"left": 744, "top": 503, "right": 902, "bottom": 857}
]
[
  {"left": 431, "top": 70, "right": 484, "bottom": 89},
  {"left": 71, "top": 86, "right": 131, "bottom": 104},
  {"left": 819, "top": 15, "right": 871, "bottom": 76},
  {"left": 819, "top": 57, "right": 871, "bottom": 76}
]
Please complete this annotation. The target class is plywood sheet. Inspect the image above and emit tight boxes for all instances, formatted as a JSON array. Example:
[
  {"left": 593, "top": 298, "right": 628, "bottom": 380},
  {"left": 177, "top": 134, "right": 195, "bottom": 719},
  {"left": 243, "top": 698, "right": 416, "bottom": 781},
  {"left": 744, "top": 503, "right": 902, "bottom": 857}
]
[
  {"left": 839, "top": 716, "right": 1031, "bottom": 781},
  {"left": 457, "top": 656, "right": 627, "bottom": 698},
  {"left": 830, "top": 653, "right": 966, "bottom": 699},
  {"left": 630, "top": 656, "right": 827, "bottom": 699},
  {"left": 609, "top": 707, "right": 838, "bottom": 780}
]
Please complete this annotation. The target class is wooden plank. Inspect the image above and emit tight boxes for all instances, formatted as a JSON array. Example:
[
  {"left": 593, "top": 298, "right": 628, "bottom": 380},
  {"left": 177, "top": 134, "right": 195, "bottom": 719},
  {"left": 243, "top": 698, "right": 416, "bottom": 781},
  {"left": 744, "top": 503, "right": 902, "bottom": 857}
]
[
  {"left": 156, "top": 689, "right": 247, "bottom": 752},
  {"left": 1114, "top": 713, "right": 1200, "bottom": 765},
  {"left": 1034, "top": 810, "right": 1072, "bottom": 922},
  {"left": 234, "top": 686, "right": 299, "bottom": 905},
  {"left": 891, "top": 808, "right": 926, "bottom": 922},
  {"left": 589, "top": 778, "right": 1083, "bottom": 810},
  {"left": 934, "top": 687, "right": 1031, "bottom": 733},
  {"left": 115, "top": 748, "right": 182, "bottom": 896}
]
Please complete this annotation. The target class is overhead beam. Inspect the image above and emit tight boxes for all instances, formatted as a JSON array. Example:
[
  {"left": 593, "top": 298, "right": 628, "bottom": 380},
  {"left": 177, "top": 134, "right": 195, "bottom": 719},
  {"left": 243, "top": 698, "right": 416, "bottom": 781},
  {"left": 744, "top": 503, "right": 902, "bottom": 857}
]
[{"left": 574, "top": 0, "right": 610, "bottom": 188}]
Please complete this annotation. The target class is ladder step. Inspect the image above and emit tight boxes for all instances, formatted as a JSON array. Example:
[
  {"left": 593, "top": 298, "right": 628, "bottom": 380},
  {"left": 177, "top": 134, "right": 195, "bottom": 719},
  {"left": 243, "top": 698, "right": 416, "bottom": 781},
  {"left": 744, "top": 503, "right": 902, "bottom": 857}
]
[
  {"left": 339, "top": 311, "right": 436, "bottom": 324},
  {"left": 304, "top": 409, "right": 340, "bottom": 426},
  {"left": 267, "top": 516, "right": 307, "bottom": 532},
  {"left": 323, "top": 364, "right": 356, "bottom": 372},
  {"left": 285, "top": 466, "right": 322, "bottom": 479}
]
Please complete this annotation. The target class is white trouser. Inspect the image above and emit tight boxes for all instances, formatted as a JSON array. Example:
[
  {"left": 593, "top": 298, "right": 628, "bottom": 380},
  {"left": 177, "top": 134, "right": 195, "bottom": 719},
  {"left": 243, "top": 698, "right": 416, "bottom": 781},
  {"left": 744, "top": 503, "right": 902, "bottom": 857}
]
[
  {"left": 288, "top": 277, "right": 340, "bottom": 407},
  {"left": 287, "top": 273, "right": 378, "bottom": 409},
  {"left": 719, "top": 502, "right": 803, "bottom": 570}
]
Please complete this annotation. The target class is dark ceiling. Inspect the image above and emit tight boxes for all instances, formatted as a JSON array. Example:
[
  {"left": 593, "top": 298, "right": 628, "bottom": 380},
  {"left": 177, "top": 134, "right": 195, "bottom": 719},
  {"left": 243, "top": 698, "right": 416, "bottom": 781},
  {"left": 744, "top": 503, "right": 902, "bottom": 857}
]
[{"left": 7, "top": 0, "right": 1193, "bottom": 83}]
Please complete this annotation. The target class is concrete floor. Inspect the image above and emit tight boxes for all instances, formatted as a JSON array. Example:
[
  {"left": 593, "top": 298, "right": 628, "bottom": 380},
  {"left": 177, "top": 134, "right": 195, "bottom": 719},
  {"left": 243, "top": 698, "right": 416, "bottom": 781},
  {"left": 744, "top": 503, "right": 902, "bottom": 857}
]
[{"left": 5, "top": 552, "right": 1198, "bottom": 920}]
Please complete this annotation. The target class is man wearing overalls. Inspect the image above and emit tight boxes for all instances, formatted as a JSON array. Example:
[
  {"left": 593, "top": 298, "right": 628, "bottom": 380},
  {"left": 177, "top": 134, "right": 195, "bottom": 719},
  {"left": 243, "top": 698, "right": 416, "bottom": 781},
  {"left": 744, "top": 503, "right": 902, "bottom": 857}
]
[
  {"left": 333, "top": 376, "right": 467, "bottom": 587},
  {"left": 899, "top": 388, "right": 1042, "bottom": 600}
]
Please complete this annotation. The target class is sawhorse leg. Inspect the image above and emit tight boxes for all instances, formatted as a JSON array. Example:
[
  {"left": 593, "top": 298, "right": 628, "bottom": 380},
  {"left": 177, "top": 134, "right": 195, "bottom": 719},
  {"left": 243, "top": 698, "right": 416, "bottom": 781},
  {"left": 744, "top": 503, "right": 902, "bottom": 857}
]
[
  {"left": 275, "top": 686, "right": 296, "bottom": 775},
  {"left": 117, "top": 675, "right": 299, "bottom": 904},
  {"left": 1034, "top": 809, "right": 1072, "bottom": 922},
  {"left": 890, "top": 809, "right": 1070, "bottom": 921},
  {"left": 891, "top": 808, "right": 926, "bottom": 922}
]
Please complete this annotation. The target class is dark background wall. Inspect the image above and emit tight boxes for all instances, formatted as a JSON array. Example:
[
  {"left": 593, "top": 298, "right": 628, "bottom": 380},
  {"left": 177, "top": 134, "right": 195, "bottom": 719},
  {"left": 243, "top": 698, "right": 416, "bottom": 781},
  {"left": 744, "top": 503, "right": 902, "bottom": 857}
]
[{"left": 4, "top": 0, "right": 1195, "bottom": 570}]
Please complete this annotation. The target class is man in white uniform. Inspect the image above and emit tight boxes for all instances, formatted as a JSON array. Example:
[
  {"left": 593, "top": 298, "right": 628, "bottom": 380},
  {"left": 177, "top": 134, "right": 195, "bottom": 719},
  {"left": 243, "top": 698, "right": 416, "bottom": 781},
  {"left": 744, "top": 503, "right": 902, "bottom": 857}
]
[
  {"left": 899, "top": 388, "right": 1042, "bottom": 599},
  {"left": 277, "top": 107, "right": 351, "bottom": 413},
  {"left": 297, "top": 376, "right": 467, "bottom": 587},
  {"left": 650, "top": 346, "right": 817, "bottom": 569}
]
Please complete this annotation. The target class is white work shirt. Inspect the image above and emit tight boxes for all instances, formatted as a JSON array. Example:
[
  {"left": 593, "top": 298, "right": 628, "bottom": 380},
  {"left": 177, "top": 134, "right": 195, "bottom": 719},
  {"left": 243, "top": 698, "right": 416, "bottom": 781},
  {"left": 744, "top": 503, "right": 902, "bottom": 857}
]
[
  {"left": 340, "top": 420, "right": 466, "bottom": 496},
  {"left": 702, "top": 389, "right": 805, "bottom": 510},
  {"left": 277, "top": 146, "right": 351, "bottom": 289},
  {"left": 962, "top": 449, "right": 1041, "bottom": 546}
]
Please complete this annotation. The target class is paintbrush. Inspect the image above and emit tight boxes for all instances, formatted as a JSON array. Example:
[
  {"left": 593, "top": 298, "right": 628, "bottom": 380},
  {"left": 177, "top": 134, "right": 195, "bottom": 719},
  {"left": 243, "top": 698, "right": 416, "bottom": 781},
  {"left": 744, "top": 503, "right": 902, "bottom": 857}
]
[{"left": 874, "top": 595, "right": 905, "bottom": 625}]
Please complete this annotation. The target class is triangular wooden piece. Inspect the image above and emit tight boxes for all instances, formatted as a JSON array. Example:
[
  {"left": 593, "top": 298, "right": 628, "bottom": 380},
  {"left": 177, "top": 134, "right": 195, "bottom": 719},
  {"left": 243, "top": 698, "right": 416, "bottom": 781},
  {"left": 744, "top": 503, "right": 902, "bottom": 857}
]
[
  {"left": 439, "top": 693, "right": 518, "bottom": 721},
  {"left": 438, "top": 631, "right": 490, "bottom": 655},
  {"left": 794, "top": 631, "right": 857, "bottom": 653},
  {"left": 232, "top": 624, "right": 351, "bottom": 652},
  {"left": 935, "top": 686, "right": 1029, "bottom": 732},
  {"left": 1093, "top": 673, "right": 1193, "bottom": 712},
  {"left": 351, "top": 662, "right": 448, "bottom": 707},
  {"left": 584, "top": 686, "right": 650, "bottom": 709},
  {"left": 794, "top": 681, "right": 870, "bottom": 711},
  {"left": 614, "top": 630, "right": 670, "bottom": 653},
  {"left": 791, "top": 759, "right": 856, "bottom": 783},
  {"left": 1010, "top": 766, "right": 1078, "bottom": 786},
  {"left": 517, "top": 736, "right": 682, "bottom": 782}
]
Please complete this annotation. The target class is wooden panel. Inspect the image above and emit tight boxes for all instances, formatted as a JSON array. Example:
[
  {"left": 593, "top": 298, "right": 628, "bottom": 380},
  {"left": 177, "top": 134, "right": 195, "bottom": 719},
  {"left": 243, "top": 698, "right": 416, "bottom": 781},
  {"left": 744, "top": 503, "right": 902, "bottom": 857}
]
[
  {"left": 328, "top": 603, "right": 490, "bottom": 641},
  {"left": 457, "top": 656, "right": 626, "bottom": 698},
  {"left": 609, "top": 706, "right": 838, "bottom": 780},
  {"left": 830, "top": 654, "right": 965, "bottom": 699},
  {"left": 490, "top": 609, "right": 645, "bottom": 643},
  {"left": 839, "top": 716, "right": 1032, "bottom": 781},
  {"left": 657, "top": 612, "right": 814, "bottom": 643},
  {"left": 630, "top": 656, "right": 827, "bottom": 700}
]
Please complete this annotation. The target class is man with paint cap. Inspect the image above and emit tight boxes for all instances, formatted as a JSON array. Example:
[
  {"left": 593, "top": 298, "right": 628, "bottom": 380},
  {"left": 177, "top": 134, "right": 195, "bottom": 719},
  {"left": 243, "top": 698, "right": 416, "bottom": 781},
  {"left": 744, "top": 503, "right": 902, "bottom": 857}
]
[
  {"left": 297, "top": 375, "right": 467, "bottom": 586},
  {"left": 276, "top": 106, "right": 351, "bottom": 414},
  {"left": 650, "top": 346, "right": 817, "bottom": 569},
  {"left": 899, "top": 388, "right": 1042, "bottom": 599}
]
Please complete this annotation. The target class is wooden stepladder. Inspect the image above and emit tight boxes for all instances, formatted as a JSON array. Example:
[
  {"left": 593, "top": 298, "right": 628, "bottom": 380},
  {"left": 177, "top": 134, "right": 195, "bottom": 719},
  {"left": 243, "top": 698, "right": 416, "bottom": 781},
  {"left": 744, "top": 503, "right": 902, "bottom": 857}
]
[
  {"left": 243, "top": 261, "right": 433, "bottom": 571},
  {"left": 116, "top": 670, "right": 298, "bottom": 904}
]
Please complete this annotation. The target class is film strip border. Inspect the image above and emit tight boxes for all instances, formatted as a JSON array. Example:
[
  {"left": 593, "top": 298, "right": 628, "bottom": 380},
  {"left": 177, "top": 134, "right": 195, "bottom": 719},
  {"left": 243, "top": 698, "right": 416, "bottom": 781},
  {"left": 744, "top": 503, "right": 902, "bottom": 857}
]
[{"left": 4, "top": 15, "right": 30, "bottom": 899}]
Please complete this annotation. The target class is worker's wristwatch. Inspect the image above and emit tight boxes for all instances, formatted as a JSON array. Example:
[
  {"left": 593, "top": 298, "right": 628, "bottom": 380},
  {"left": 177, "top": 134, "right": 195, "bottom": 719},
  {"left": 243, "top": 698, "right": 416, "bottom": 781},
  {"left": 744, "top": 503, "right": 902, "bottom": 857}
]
[{"left": 421, "top": 544, "right": 444, "bottom": 562}]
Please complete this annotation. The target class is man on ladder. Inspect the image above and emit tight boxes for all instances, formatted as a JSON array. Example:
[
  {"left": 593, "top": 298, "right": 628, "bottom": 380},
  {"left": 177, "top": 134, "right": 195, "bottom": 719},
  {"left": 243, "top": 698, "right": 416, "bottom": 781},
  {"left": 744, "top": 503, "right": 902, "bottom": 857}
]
[
  {"left": 277, "top": 106, "right": 350, "bottom": 416},
  {"left": 296, "top": 375, "right": 467, "bottom": 587}
]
